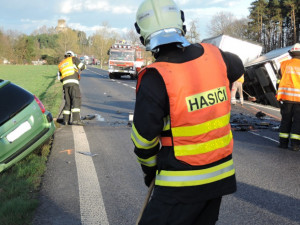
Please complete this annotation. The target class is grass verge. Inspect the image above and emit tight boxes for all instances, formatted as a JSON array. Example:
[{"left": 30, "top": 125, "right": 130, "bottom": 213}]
[{"left": 0, "top": 65, "right": 62, "bottom": 225}]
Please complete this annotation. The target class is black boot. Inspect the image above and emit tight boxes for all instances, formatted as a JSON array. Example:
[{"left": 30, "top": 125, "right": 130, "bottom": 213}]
[
  {"left": 291, "top": 140, "right": 300, "bottom": 151},
  {"left": 278, "top": 138, "right": 289, "bottom": 149}
]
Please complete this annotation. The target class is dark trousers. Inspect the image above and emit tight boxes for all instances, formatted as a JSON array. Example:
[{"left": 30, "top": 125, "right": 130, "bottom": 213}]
[
  {"left": 279, "top": 102, "right": 300, "bottom": 146},
  {"left": 139, "top": 193, "right": 222, "bottom": 225},
  {"left": 63, "top": 84, "right": 81, "bottom": 122}
]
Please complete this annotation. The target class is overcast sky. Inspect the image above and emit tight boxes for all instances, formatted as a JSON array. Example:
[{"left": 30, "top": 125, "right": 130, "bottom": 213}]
[{"left": 0, "top": 0, "right": 254, "bottom": 39}]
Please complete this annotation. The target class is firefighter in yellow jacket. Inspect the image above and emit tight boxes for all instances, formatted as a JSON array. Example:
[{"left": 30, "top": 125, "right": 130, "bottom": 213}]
[
  {"left": 277, "top": 43, "right": 300, "bottom": 151},
  {"left": 131, "top": 0, "right": 244, "bottom": 224},
  {"left": 58, "top": 51, "right": 86, "bottom": 126}
]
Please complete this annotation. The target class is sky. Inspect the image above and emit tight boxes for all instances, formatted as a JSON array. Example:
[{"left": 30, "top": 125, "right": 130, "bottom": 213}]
[{"left": 0, "top": 0, "right": 254, "bottom": 40}]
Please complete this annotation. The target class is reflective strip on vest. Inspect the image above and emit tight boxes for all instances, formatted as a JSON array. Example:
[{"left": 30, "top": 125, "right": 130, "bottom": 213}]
[
  {"left": 174, "top": 132, "right": 232, "bottom": 156},
  {"left": 277, "top": 87, "right": 300, "bottom": 98},
  {"left": 172, "top": 113, "right": 230, "bottom": 137},
  {"left": 163, "top": 115, "right": 170, "bottom": 131},
  {"left": 155, "top": 159, "right": 235, "bottom": 187},
  {"left": 290, "top": 133, "right": 300, "bottom": 140},
  {"left": 277, "top": 59, "right": 300, "bottom": 102},
  {"left": 283, "top": 65, "right": 300, "bottom": 75},
  {"left": 62, "top": 79, "right": 79, "bottom": 85},
  {"left": 279, "top": 133, "right": 289, "bottom": 138},
  {"left": 59, "top": 57, "right": 78, "bottom": 79},
  {"left": 71, "top": 108, "right": 81, "bottom": 113},
  {"left": 131, "top": 123, "right": 159, "bottom": 149},
  {"left": 63, "top": 110, "right": 71, "bottom": 115},
  {"left": 137, "top": 155, "right": 157, "bottom": 167}
]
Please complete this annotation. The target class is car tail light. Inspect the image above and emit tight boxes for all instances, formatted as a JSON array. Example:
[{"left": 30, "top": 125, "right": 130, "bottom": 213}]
[{"left": 34, "top": 95, "right": 46, "bottom": 113}]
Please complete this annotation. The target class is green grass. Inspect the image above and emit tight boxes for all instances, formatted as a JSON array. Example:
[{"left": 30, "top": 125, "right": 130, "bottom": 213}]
[
  {"left": 0, "top": 65, "right": 62, "bottom": 117},
  {"left": 0, "top": 65, "right": 62, "bottom": 225}
]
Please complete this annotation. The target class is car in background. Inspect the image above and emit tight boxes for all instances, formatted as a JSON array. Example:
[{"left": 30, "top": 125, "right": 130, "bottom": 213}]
[{"left": 0, "top": 80, "right": 55, "bottom": 173}]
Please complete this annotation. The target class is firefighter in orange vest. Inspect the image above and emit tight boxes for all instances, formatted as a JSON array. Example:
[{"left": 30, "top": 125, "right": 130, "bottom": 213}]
[
  {"left": 58, "top": 51, "right": 86, "bottom": 126},
  {"left": 277, "top": 43, "right": 300, "bottom": 151},
  {"left": 131, "top": 0, "right": 244, "bottom": 224}
]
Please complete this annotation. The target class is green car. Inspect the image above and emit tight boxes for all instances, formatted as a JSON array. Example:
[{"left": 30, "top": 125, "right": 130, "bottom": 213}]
[{"left": 0, "top": 80, "right": 56, "bottom": 173}]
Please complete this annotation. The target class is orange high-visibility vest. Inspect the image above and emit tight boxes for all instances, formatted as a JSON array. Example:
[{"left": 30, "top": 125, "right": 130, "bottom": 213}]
[
  {"left": 277, "top": 58, "right": 300, "bottom": 102},
  {"left": 137, "top": 43, "right": 233, "bottom": 166},
  {"left": 58, "top": 57, "right": 78, "bottom": 80}
]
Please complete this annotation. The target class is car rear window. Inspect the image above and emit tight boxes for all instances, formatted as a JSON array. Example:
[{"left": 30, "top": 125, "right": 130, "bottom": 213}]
[{"left": 0, "top": 82, "right": 34, "bottom": 126}]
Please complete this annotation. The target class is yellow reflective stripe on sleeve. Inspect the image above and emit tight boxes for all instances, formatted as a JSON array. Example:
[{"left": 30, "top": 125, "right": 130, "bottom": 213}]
[
  {"left": 155, "top": 159, "right": 235, "bottom": 187},
  {"left": 62, "top": 79, "right": 79, "bottom": 85},
  {"left": 163, "top": 115, "right": 170, "bottom": 131},
  {"left": 137, "top": 155, "right": 157, "bottom": 167},
  {"left": 290, "top": 133, "right": 300, "bottom": 140},
  {"left": 63, "top": 110, "right": 71, "bottom": 115},
  {"left": 172, "top": 113, "right": 230, "bottom": 137},
  {"left": 71, "top": 108, "right": 81, "bottom": 113},
  {"left": 131, "top": 123, "right": 159, "bottom": 149},
  {"left": 174, "top": 132, "right": 232, "bottom": 156},
  {"left": 279, "top": 133, "right": 289, "bottom": 138},
  {"left": 78, "top": 62, "right": 84, "bottom": 69}
]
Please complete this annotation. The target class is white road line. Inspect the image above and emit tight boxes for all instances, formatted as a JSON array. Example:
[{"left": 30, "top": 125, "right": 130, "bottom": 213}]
[
  {"left": 244, "top": 101, "right": 280, "bottom": 112},
  {"left": 72, "top": 126, "right": 109, "bottom": 225},
  {"left": 88, "top": 68, "right": 136, "bottom": 89},
  {"left": 248, "top": 131, "right": 279, "bottom": 143}
]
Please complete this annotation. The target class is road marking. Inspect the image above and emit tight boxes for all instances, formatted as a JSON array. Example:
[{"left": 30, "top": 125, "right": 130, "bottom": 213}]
[
  {"left": 72, "top": 126, "right": 109, "bottom": 225},
  {"left": 248, "top": 131, "right": 279, "bottom": 143},
  {"left": 89, "top": 68, "right": 136, "bottom": 89},
  {"left": 244, "top": 101, "right": 280, "bottom": 112},
  {"left": 248, "top": 106, "right": 281, "bottom": 120}
]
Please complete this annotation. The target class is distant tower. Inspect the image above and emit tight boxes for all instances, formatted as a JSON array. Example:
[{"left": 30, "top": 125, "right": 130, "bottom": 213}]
[{"left": 56, "top": 19, "right": 67, "bottom": 32}]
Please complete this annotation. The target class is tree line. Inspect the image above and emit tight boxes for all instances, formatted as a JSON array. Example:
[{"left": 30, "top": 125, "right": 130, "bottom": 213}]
[
  {"left": 0, "top": 0, "right": 299, "bottom": 65},
  {"left": 207, "top": 0, "right": 300, "bottom": 53},
  {"left": 0, "top": 23, "right": 122, "bottom": 66}
]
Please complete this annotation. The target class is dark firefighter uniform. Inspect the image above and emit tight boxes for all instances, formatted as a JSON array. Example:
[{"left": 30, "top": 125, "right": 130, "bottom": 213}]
[
  {"left": 277, "top": 56, "right": 300, "bottom": 151},
  {"left": 131, "top": 43, "right": 244, "bottom": 225},
  {"left": 58, "top": 56, "right": 86, "bottom": 124}
]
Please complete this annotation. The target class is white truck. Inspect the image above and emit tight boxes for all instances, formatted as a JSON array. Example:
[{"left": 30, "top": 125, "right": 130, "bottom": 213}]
[
  {"left": 202, "top": 34, "right": 289, "bottom": 108},
  {"left": 243, "top": 46, "right": 292, "bottom": 108},
  {"left": 201, "top": 34, "right": 263, "bottom": 65}
]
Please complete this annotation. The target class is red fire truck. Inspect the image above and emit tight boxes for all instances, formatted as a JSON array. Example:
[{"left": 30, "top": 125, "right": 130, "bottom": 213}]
[{"left": 108, "top": 40, "right": 145, "bottom": 79}]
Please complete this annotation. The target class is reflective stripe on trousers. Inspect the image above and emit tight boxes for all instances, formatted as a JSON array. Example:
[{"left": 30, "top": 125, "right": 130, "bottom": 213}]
[{"left": 155, "top": 159, "right": 235, "bottom": 187}]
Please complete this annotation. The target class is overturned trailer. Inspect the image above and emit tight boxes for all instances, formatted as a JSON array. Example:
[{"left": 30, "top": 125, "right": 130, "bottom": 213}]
[
  {"left": 202, "top": 34, "right": 263, "bottom": 65},
  {"left": 244, "top": 46, "right": 292, "bottom": 108}
]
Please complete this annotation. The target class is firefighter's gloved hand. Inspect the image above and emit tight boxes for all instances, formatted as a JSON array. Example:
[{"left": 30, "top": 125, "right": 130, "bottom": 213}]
[{"left": 144, "top": 170, "right": 156, "bottom": 187}]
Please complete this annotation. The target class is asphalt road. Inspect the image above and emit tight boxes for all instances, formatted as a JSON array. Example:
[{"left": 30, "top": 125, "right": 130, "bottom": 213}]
[{"left": 33, "top": 67, "right": 300, "bottom": 225}]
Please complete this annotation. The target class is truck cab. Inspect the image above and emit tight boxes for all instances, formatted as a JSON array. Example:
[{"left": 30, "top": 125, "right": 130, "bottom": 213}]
[
  {"left": 244, "top": 46, "right": 292, "bottom": 108},
  {"left": 108, "top": 41, "right": 137, "bottom": 79}
]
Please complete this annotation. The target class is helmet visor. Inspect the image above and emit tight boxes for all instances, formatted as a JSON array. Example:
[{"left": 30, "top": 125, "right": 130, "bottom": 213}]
[{"left": 145, "top": 28, "right": 190, "bottom": 51}]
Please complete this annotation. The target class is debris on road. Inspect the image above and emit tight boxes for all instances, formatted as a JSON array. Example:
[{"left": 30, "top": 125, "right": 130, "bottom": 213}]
[
  {"left": 256, "top": 111, "right": 266, "bottom": 119},
  {"left": 81, "top": 114, "right": 96, "bottom": 120},
  {"left": 77, "top": 151, "right": 98, "bottom": 157},
  {"left": 230, "top": 111, "right": 279, "bottom": 132}
]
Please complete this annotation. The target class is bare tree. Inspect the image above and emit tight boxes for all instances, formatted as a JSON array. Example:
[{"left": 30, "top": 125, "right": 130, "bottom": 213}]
[
  {"left": 124, "top": 28, "right": 140, "bottom": 44},
  {"left": 207, "top": 11, "right": 249, "bottom": 39},
  {"left": 90, "top": 22, "right": 119, "bottom": 68},
  {"left": 0, "top": 30, "right": 14, "bottom": 63},
  {"left": 207, "top": 11, "right": 236, "bottom": 37},
  {"left": 185, "top": 18, "right": 201, "bottom": 43},
  {"left": 56, "top": 28, "right": 80, "bottom": 59}
]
